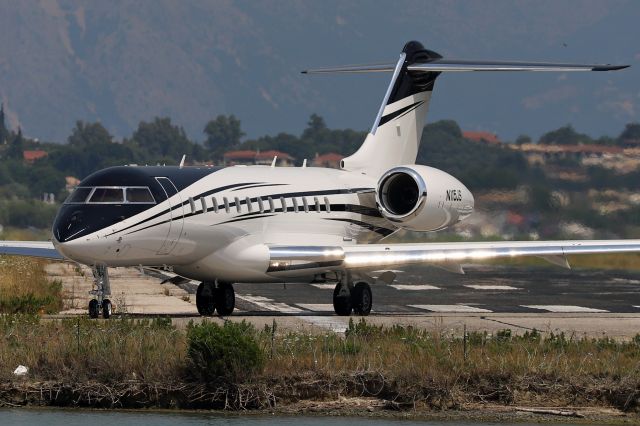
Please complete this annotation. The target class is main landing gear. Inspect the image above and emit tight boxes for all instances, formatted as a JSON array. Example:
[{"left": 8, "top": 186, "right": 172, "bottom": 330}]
[
  {"left": 196, "top": 281, "right": 236, "bottom": 316},
  {"left": 332, "top": 275, "right": 373, "bottom": 316},
  {"left": 88, "top": 265, "right": 112, "bottom": 319}
]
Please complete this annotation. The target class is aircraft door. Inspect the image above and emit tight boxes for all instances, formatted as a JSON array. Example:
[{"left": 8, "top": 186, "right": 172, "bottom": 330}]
[{"left": 155, "top": 177, "right": 185, "bottom": 255}]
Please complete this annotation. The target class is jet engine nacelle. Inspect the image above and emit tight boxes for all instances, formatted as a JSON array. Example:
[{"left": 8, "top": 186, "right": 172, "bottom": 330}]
[{"left": 375, "top": 165, "right": 474, "bottom": 232}]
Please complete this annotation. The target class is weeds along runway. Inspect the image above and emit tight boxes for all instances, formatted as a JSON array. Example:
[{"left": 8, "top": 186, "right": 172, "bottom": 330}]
[{"left": 47, "top": 263, "right": 640, "bottom": 337}]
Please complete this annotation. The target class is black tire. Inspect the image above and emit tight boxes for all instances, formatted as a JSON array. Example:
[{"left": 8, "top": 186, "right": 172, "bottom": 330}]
[
  {"left": 196, "top": 281, "right": 216, "bottom": 316},
  {"left": 352, "top": 282, "right": 372, "bottom": 316},
  {"left": 333, "top": 284, "right": 352, "bottom": 316},
  {"left": 88, "top": 299, "right": 100, "bottom": 319},
  {"left": 102, "top": 299, "right": 112, "bottom": 319},
  {"left": 215, "top": 282, "right": 235, "bottom": 316}
]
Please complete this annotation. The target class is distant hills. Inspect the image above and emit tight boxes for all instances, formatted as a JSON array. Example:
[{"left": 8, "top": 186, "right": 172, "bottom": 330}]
[{"left": 0, "top": 0, "right": 638, "bottom": 143}]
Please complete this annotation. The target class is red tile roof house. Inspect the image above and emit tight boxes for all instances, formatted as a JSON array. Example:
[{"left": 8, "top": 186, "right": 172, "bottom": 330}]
[
  {"left": 222, "top": 150, "right": 256, "bottom": 166},
  {"left": 463, "top": 131, "right": 501, "bottom": 145},
  {"left": 312, "top": 152, "right": 344, "bottom": 168},
  {"left": 23, "top": 150, "right": 48, "bottom": 163},
  {"left": 223, "top": 150, "right": 295, "bottom": 166},
  {"left": 254, "top": 150, "right": 295, "bottom": 166}
]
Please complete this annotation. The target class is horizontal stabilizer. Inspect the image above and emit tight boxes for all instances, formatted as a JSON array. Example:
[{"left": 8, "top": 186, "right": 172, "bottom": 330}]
[
  {"left": 302, "top": 63, "right": 395, "bottom": 74},
  {"left": 302, "top": 60, "right": 629, "bottom": 74},
  {"left": 407, "top": 59, "right": 629, "bottom": 72}
]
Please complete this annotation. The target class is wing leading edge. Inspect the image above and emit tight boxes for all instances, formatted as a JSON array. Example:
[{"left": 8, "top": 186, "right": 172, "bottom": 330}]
[
  {"left": 267, "top": 240, "right": 640, "bottom": 276},
  {"left": 0, "top": 241, "right": 63, "bottom": 260}
]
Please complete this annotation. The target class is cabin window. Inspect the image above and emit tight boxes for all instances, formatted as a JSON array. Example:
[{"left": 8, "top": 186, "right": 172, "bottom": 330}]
[
  {"left": 314, "top": 197, "right": 321, "bottom": 213},
  {"left": 268, "top": 197, "right": 275, "bottom": 212},
  {"left": 280, "top": 197, "right": 287, "bottom": 212},
  {"left": 189, "top": 197, "right": 196, "bottom": 213},
  {"left": 89, "top": 188, "right": 124, "bottom": 204},
  {"left": 302, "top": 197, "right": 309, "bottom": 213},
  {"left": 223, "top": 197, "right": 230, "bottom": 213},
  {"left": 201, "top": 197, "right": 207, "bottom": 212},
  {"left": 292, "top": 198, "right": 299, "bottom": 212},
  {"left": 324, "top": 196, "right": 331, "bottom": 213},
  {"left": 246, "top": 196, "right": 253, "bottom": 212},
  {"left": 66, "top": 187, "right": 93, "bottom": 204},
  {"left": 126, "top": 187, "right": 155, "bottom": 204},
  {"left": 212, "top": 197, "right": 219, "bottom": 213},
  {"left": 257, "top": 197, "right": 264, "bottom": 213},
  {"left": 234, "top": 197, "right": 241, "bottom": 213}
]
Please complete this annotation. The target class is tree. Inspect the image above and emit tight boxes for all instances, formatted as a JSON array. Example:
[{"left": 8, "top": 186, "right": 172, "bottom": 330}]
[
  {"left": 515, "top": 134, "right": 532, "bottom": 145},
  {"left": 131, "top": 117, "right": 194, "bottom": 161},
  {"left": 0, "top": 103, "right": 8, "bottom": 145},
  {"left": 203, "top": 115, "right": 244, "bottom": 158},
  {"left": 618, "top": 122, "right": 640, "bottom": 142},
  {"left": 538, "top": 125, "right": 592, "bottom": 145},
  {"left": 68, "top": 121, "right": 113, "bottom": 147},
  {"left": 302, "top": 114, "right": 328, "bottom": 140},
  {"left": 7, "top": 127, "right": 24, "bottom": 159}
]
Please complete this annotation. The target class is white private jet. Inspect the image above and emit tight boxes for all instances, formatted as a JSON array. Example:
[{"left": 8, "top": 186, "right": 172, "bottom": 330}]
[{"left": 2, "top": 41, "right": 637, "bottom": 319}]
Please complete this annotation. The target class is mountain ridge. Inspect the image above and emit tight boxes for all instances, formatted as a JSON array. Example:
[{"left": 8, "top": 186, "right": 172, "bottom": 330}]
[{"left": 0, "top": 0, "right": 637, "bottom": 142}]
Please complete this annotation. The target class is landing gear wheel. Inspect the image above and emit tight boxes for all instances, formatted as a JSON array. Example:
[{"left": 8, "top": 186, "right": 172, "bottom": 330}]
[
  {"left": 215, "top": 282, "right": 235, "bottom": 316},
  {"left": 196, "top": 281, "right": 216, "bottom": 316},
  {"left": 333, "top": 283, "right": 352, "bottom": 316},
  {"left": 352, "top": 282, "right": 372, "bottom": 316},
  {"left": 102, "top": 299, "right": 112, "bottom": 319},
  {"left": 88, "top": 299, "right": 100, "bottom": 319}
]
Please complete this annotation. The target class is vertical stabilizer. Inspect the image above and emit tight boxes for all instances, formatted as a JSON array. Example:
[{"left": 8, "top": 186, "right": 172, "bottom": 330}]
[{"left": 341, "top": 41, "right": 441, "bottom": 177}]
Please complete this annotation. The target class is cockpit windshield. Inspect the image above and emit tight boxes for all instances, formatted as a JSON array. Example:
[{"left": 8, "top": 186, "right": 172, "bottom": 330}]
[
  {"left": 65, "top": 186, "right": 156, "bottom": 205},
  {"left": 90, "top": 188, "right": 124, "bottom": 203}
]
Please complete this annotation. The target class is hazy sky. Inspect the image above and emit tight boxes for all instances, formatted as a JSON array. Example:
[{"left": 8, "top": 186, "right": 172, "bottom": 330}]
[{"left": 0, "top": 0, "right": 638, "bottom": 142}]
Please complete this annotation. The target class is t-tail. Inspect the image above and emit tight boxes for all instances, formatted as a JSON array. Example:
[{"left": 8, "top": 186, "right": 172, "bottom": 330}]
[{"left": 303, "top": 40, "right": 628, "bottom": 177}]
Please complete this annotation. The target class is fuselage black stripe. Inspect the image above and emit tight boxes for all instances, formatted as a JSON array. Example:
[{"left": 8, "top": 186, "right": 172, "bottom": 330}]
[
  {"left": 326, "top": 218, "right": 394, "bottom": 236},
  {"left": 117, "top": 187, "right": 377, "bottom": 237},
  {"left": 218, "top": 214, "right": 276, "bottom": 225},
  {"left": 108, "top": 182, "right": 257, "bottom": 236},
  {"left": 231, "top": 183, "right": 289, "bottom": 192}
]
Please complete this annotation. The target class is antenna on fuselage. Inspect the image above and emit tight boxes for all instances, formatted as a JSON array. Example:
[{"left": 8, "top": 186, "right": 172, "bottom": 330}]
[
  {"left": 271, "top": 156, "right": 278, "bottom": 167},
  {"left": 179, "top": 154, "right": 186, "bottom": 169},
  {"left": 302, "top": 159, "right": 307, "bottom": 167}
]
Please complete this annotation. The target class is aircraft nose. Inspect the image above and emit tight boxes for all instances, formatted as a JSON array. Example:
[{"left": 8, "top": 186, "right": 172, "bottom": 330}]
[{"left": 53, "top": 208, "right": 89, "bottom": 243}]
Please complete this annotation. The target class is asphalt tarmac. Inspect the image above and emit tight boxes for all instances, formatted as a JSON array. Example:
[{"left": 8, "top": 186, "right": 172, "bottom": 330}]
[
  {"left": 229, "top": 264, "right": 640, "bottom": 315},
  {"left": 50, "top": 263, "right": 640, "bottom": 338}
]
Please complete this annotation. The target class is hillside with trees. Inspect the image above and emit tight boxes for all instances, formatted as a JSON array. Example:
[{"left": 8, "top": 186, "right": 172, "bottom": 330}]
[{"left": 0, "top": 105, "right": 639, "bottom": 237}]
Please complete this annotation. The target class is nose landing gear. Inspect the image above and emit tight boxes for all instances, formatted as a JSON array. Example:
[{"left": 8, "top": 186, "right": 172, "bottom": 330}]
[
  {"left": 88, "top": 265, "right": 112, "bottom": 319},
  {"left": 332, "top": 275, "right": 373, "bottom": 316},
  {"left": 196, "top": 281, "right": 236, "bottom": 316}
]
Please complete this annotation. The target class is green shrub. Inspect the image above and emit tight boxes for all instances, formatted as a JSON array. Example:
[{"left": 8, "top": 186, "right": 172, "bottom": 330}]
[{"left": 186, "top": 320, "right": 264, "bottom": 383}]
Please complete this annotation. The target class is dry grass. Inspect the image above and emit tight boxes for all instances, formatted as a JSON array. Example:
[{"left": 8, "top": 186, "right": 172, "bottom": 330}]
[
  {"left": 1, "top": 316, "right": 639, "bottom": 411},
  {"left": 0, "top": 256, "right": 62, "bottom": 314},
  {"left": 0, "top": 316, "right": 185, "bottom": 383}
]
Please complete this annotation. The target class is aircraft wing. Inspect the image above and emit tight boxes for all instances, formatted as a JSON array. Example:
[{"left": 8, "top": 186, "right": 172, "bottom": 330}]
[
  {"left": 267, "top": 240, "right": 640, "bottom": 276},
  {"left": 0, "top": 241, "right": 64, "bottom": 260}
]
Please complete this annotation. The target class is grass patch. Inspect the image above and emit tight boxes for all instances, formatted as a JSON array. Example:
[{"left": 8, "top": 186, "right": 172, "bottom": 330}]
[
  {"left": 0, "top": 256, "right": 63, "bottom": 314},
  {"left": 1, "top": 316, "right": 640, "bottom": 411}
]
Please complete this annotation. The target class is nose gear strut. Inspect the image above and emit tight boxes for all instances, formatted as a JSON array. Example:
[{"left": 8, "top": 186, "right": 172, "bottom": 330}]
[{"left": 89, "top": 265, "right": 112, "bottom": 319}]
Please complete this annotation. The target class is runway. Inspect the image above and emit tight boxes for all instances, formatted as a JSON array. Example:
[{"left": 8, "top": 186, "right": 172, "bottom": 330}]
[
  {"left": 49, "top": 263, "right": 640, "bottom": 338},
  {"left": 227, "top": 265, "right": 640, "bottom": 315}
]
